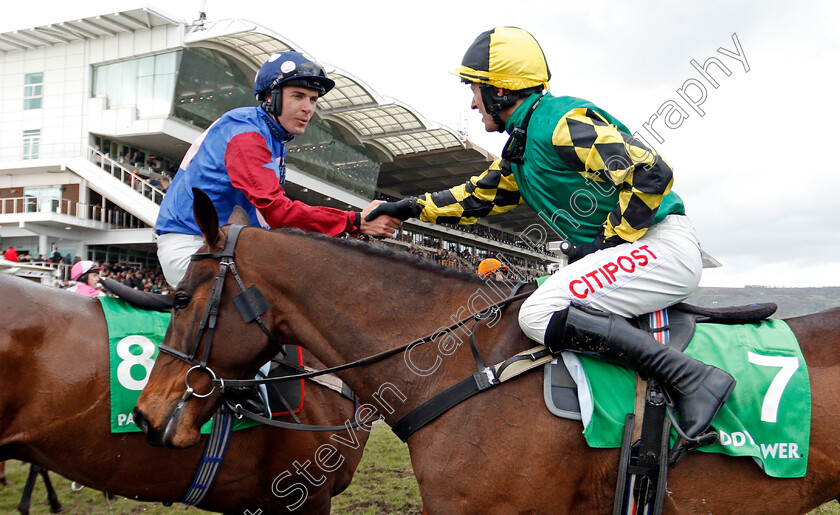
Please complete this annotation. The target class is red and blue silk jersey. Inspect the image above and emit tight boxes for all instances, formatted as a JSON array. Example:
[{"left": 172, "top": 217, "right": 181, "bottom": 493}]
[{"left": 155, "top": 106, "right": 359, "bottom": 237}]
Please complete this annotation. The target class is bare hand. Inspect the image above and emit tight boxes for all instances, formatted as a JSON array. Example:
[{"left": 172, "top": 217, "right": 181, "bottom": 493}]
[{"left": 360, "top": 200, "right": 402, "bottom": 237}]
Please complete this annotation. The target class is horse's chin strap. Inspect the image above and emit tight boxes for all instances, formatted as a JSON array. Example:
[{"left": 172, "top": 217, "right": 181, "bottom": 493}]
[{"left": 158, "top": 224, "right": 283, "bottom": 398}]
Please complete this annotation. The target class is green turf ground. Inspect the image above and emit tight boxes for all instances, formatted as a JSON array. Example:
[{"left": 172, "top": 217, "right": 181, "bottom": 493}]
[{"left": 1, "top": 425, "right": 838, "bottom": 514}]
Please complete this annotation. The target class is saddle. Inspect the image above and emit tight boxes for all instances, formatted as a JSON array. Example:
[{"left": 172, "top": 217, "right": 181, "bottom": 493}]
[
  {"left": 545, "top": 300, "right": 778, "bottom": 418},
  {"left": 264, "top": 346, "right": 305, "bottom": 417},
  {"left": 544, "top": 300, "right": 778, "bottom": 515}
]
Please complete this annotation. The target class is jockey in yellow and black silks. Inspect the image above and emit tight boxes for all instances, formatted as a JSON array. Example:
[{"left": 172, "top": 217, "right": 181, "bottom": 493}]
[{"left": 366, "top": 27, "right": 735, "bottom": 453}]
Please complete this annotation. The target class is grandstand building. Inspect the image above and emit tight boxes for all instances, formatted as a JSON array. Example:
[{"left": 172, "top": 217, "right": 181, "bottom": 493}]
[{"left": 0, "top": 6, "right": 559, "bottom": 278}]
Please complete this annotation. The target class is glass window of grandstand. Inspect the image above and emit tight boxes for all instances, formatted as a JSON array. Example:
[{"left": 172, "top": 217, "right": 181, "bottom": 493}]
[
  {"left": 24, "top": 186, "right": 62, "bottom": 213},
  {"left": 172, "top": 48, "right": 255, "bottom": 129},
  {"left": 24, "top": 72, "right": 43, "bottom": 110},
  {"left": 287, "top": 119, "right": 380, "bottom": 198},
  {"left": 22, "top": 129, "right": 40, "bottom": 160},
  {"left": 424, "top": 235, "right": 441, "bottom": 248},
  {"left": 93, "top": 51, "right": 180, "bottom": 117},
  {"left": 88, "top": 245, "right": 160, "bottom": 270}
]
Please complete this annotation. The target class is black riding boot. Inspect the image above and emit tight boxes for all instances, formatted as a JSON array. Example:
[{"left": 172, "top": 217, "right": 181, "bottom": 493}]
[{"left": 544, "top": 305, "right": 736, "bottom": 441}]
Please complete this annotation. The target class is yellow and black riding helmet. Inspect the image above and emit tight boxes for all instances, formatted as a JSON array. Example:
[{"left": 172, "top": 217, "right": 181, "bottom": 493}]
[{"left": 452, "top": 27, "right": 551, "bottom": 131}]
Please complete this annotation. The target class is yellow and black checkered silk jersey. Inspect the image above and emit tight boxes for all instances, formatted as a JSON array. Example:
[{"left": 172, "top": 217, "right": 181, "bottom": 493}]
[
  {"left": 410, "top": 93, "right": 684, "bottom": 246},
  {"left": 415, "top": 159, "right": 522, "bottom": 225}
]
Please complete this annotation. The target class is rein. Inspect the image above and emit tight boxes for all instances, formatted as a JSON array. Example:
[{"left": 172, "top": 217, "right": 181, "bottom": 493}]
[
  {"left": 219, "top": 288, "right": 533, "bottom": 388},
  {"left": 158, "top": 224, "right": 533, "bottom": 433}
]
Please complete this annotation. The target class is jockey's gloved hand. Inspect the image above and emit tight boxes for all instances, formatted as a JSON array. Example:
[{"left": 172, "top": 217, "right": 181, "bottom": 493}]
[
  {"left": 567, "top": 235, "right": 622, "bottom": 264},
  {"left": 365, "top": 198, "right": 420, "bottom": 222},
  {"left": 566, "top": 242, "right": 598, "bottom": 263}
]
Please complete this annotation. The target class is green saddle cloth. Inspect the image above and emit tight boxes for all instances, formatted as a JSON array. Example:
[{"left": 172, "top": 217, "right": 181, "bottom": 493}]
[
  {"left": 570, "top": 319, "right": 809, "bottom": 478},
  {"left": 99, "top": 296, "right": 259, "bottom": 434}
]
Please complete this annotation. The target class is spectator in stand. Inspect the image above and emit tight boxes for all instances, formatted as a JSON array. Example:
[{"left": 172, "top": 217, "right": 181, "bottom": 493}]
[
  {"left": 66, "top": 260, "right": 105, "bottom": 298},
  {"left": 51, "top": 248, "right": 62, "bottom": 264},
  {"left": 131, "top": 272, "right": 144, "bottom": 290},
  {"left": 3, "top": 246, "right": 18, "bottom": 262}
]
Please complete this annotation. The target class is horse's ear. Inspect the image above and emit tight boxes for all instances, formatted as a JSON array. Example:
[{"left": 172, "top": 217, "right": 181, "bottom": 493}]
[
  {"left": 192, "top": 188, "right": 220, "bottom": 249},
  {"left": 227, "top": 205, "right": 250, "bottom": 226}
]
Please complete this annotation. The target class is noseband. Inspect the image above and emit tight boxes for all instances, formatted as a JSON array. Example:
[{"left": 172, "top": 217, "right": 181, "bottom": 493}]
[{"left": 158, "top": 224, "right": 280, "bottom": 399}]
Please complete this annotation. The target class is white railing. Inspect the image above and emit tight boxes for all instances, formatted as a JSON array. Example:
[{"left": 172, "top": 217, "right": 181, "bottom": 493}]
[
  {"left": 86, "top": 146, "right": 166, "bottom": 205},
  {"left": 0, "top": 196, "right": 146, "bottom": 229}
]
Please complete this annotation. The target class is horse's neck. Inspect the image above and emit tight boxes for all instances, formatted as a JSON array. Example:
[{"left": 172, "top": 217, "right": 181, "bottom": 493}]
[
  {"left": 787, "top": 306, "right": 840, "bottom": 365},
  {"left": 263, "top": 233, "right": 521, "bottom": 424}
]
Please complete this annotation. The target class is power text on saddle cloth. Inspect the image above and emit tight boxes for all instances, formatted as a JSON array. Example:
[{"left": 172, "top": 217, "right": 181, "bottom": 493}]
[
  {"left": 98, "top": 297, "right": 258, "bottom": 434},
  {"left": 564, "top": 319, "right": 810, "bottom": 478}
]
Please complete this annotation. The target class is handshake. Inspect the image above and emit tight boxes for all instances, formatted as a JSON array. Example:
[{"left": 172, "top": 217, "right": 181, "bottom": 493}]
[{"left": 359, "top": 199, "right": 418, "bottom": 238}]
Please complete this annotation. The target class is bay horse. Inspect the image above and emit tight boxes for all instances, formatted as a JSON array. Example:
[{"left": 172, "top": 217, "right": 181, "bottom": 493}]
[
  {"left": 135, "top": 193, "right": 840, "bottom": 513},
  {"left": 0, "top": 273, "right": 367, "bottom": 514}
]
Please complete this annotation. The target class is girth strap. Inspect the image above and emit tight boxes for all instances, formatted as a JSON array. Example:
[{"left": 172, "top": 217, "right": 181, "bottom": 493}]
[
  {"left": 392, "top": 372, "right": 494, "bottom": 442},
  {"left": 392, "top": 345, "right": 553, "bottom": 442}
]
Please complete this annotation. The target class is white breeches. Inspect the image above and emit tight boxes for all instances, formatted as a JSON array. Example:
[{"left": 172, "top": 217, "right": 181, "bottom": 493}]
[{"left": 519, "top": 215, "right": 703, "bottom": 343}]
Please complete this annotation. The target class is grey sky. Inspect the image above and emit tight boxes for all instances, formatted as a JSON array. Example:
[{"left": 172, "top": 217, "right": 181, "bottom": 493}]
[{"left": 4, "top": 1, "right": 838, "bottom": 286}]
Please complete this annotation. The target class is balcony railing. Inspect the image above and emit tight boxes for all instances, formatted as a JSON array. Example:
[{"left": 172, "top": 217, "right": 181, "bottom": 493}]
[
  {"left": 0, "top": 196, "right": 146, "bottom": 229},
  {"left": 87, "top": 146, "right": 166, "bottom": 204}
]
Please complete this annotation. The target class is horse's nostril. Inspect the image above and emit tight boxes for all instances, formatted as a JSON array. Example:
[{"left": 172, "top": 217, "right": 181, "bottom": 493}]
[
  {"left": 133, "top": 407, "right": 166, "bottom": 447},
  {"left": 133, "top": 407, "right": 150, "bottom": 434}
]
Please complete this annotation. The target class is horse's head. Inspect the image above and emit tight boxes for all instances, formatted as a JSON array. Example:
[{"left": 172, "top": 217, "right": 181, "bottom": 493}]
[{"left": 135, "top": 189, "right": 280, "bottom": 448}]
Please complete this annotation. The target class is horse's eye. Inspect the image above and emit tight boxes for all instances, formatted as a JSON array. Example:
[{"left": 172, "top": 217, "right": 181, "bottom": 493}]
[{"left": 173, "top": 292, "right": 191, "bottom": 310}]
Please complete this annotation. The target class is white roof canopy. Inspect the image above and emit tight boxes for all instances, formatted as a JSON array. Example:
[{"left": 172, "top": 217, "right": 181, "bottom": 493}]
[
  {"left": 0, "top": 7, "right": 179, "bottom": 52},
  {"left": 186, "top": 18, "right": 464, "bottom": 161},
  {"left": 1, "top": 8, "right": 464, "bottom": 161}
]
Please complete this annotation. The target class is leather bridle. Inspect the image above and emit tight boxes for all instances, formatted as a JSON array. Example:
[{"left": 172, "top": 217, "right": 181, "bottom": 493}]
[
  {"left": 158, "top": 224, "right": 280, "bottom": 399},
  {"left": 156, "top": 225, "right": 366, "bottom": 433},
  {"left": 156, "top": 224, "right": 534, "bottom": 433}
]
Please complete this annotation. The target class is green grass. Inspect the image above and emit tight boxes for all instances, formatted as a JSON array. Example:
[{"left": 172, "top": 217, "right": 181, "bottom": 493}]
[
  {"left": 330, "top": 426, "right": 422, "bottom": 514},
  {"left": 2, "top": 426, "right": 839, "bottom": 514}
]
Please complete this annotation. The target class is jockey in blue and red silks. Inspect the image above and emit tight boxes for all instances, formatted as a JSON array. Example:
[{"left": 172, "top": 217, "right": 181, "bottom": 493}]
[{"left": 155, "top": 51, "right": 401, "bottom": 288}]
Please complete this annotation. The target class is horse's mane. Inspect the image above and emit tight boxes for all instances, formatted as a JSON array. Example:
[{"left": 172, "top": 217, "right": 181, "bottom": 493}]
[{"left": 270, "top": 228, "right": 488, "bottom": 284}]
